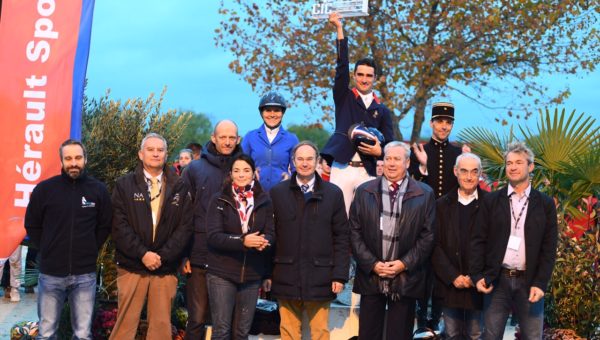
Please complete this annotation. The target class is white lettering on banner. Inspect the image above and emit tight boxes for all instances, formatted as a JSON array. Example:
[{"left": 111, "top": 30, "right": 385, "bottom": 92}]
[
  {"left": 26, "top": 0, "right": 58, "bottom": 63},
  {"left": 14, "top": 0, "right": 58, "bottom": 208}
]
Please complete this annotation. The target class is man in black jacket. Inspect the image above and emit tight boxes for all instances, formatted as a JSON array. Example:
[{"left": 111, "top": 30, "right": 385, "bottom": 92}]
[
  {"left": 182, "top": 120, "right": 243, "bottom": 340},
  {"left": 110, "top": 133, "right": 192, "bottom": 339},
  {"left": 25, "top": 139, "right": 112, "bottom": 339},
  {"left": 269, "top": 141, "right": 350, "bottom": 340},
  {"left": 409, "top": 102, "right": 464, "bottom": 330},
  {"left": 470, "top": 141, "right": 557, "bottom": 340},
  {"left": 350, "top": 141, "right": 435, "bottom": 340},
  {"left": 432, "top": 153, "right": 486, "bottom": 339}
]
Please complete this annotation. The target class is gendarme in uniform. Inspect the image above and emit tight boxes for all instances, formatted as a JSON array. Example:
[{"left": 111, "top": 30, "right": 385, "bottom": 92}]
[{"left": 409, "top": 102, "right": 462, "bottom": 198}]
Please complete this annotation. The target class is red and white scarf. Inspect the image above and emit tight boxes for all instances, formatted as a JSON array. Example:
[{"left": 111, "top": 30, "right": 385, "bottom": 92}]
[{"left": 233, "top": 181, "right": 255, "bottom": 233}]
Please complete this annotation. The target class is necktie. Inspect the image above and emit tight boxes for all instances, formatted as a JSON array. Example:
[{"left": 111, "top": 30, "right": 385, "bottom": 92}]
[
  {"left": 301, "top": 184, "right": 309, "bottom": 193},
  {"left": 389, "top": 182, "right": 399, "bottom": 204},
  {"left": 150, "top": 177, "right": 160, "bottom": 240}
]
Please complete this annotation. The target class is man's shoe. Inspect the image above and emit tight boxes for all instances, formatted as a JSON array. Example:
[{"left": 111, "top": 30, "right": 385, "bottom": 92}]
[
  {"left": 10, "top": 288, "right": 20, "bottom": 302},
  {"left": 3, "top": 287, "right": 10, "bottom": 299}
]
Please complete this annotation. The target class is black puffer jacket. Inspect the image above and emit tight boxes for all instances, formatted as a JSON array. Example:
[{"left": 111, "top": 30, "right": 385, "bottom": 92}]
[
  {"left": 183, "top": 142, "right": 243, "bottom": 266},
  {"left": 112, "top": 164, "right": 193, "bottom": 275},
  {"left": 269, "top": 173, "right": 350, "bottom": 301},
  {"left": 206, "top": 182, "right": 275, "bottom": 283},
  {"left": 350, "top": 176, "right": 435, "bottom": 299},
  {"left": 432, "top": 187, "right": 487, "bottom": 310}
]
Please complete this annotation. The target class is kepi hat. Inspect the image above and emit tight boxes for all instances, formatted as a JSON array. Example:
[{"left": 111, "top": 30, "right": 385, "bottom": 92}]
[{"left": 431, "top": 102, "right": 455, "bottom": 120}]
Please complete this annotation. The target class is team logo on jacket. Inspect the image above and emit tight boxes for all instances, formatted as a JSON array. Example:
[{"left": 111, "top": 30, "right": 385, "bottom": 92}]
[
  {"left": 171, "top": 193, "right": 180, "bottom": 206},
  {"left": 373, "top": 110, "right": 379, "bottom": 118},
  {"left": 133, "top": 193, "right": 145, "bottom": 202},
  {"left": 81, "top": 196, "right": 96, "bottom": 208}
]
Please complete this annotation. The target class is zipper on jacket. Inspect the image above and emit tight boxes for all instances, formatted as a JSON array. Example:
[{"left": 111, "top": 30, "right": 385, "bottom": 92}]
[
  {"left": 239, "top": 212, "right": 256, "bottom": 283},
  {"left": 69, "top": 180, "right": 75, "bottom": 275},
  {"left": 240, "top": 252, "right": 247, "bottom": 283}
]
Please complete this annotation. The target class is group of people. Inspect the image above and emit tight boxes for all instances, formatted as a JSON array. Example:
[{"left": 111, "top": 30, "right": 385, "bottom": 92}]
[{"left": 20, "top": 11, "right": 557, "bottom": 340}]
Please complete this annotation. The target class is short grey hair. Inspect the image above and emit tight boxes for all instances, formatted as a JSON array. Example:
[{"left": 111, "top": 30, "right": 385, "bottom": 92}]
[
  {"left": 140, "top": 133, "right": 167, "bottom": 151},
  {"left": 455, "top": 152, "right": 482, "bottom": 171},
  {"left": 504, "top": 141, "right": 534, "bottom": 164},
  {"left": 292, "top": 140, "right": 319, "bottom": 159},
  {"left": 384, "top": 141, "right": 411, "bottom": 158}
]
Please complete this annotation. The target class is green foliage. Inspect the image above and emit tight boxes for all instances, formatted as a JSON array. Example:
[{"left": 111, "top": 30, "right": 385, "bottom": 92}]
[
  {"left": 545, "top": 223, "right": 600, "bottom": 339},
  {"left": 287, "top": 123, "right": 331, "bottom": 151},
  {"left": 459, "top": 108, "right": 599, "bottom": 218},
  {"left": 459, "top": 107, "right": 600, "bottom": 336},
  {"left": 82, "top": 87, "right": 191, "bottom": 190},
  {"left": 171, "top": 111, "right": 213, "bottom": 158}
]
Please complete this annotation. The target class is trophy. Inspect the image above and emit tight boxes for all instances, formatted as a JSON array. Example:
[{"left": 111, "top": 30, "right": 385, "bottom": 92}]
[{"left": 311, "top": 0, "right": 369, "bottom": 19}]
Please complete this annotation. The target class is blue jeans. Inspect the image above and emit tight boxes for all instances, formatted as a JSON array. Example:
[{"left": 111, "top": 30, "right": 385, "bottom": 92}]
[
  {"left": 443, "top": 307, "right": 482, "bottom": 340},
  {"left": 206, "top": 273, "right": 260, "bottom": 340},
  {"left": 36, "top": 272, "right": 96, "bottom": 340},
  {"left": 482, "top": 273, "right": 544, "bottom": 340}
]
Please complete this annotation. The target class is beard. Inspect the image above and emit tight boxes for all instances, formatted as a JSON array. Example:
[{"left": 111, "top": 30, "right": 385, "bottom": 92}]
[{"left": 65, "top": 166, "right": 83, "bottom": 179}]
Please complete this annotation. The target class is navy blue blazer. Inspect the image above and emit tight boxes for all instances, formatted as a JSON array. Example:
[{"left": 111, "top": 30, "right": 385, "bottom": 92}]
[{"left": 321, "top": 37, "right": 394, "bottom": 176}]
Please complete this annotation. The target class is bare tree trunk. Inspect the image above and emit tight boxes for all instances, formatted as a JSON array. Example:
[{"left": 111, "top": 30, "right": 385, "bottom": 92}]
[
  {"left": 411, "top": 91, "right": 428, "bottom": 143},
  {"left": 390, "top": 113, "right": 403, "bottom": 141}
]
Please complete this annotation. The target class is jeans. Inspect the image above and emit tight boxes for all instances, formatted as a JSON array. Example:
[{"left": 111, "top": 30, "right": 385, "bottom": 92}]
[
  {"left": 443, "top": 307, "right": 482, "bottom": 340},
  {"left": 36, "top": 272, "right": 96, "bottom": 340},
  {"left": 206, "top": 273, "right": 260, "bottom": 340},
  {"left": 482, "top": 273, "right": 544, "bottom": 340}
]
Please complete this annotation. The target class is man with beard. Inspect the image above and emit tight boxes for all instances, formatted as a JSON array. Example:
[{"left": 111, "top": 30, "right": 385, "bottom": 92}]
[
  {"left": 25, "top": 139, "right": 112, "bottom": 339},
  {"left": 110, "top": 133, "right": 192, "bottom": 339},
  {"left": 242, "top": 91, "right": 299, "bottom": 191},
  {"left": 182, "top": 120, "right": 244, "bottom": 340}
]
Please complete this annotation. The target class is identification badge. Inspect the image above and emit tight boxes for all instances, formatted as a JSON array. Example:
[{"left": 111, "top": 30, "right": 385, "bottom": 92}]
[{"left": 507, "top": 235, "right": 521, "bottom": 250}]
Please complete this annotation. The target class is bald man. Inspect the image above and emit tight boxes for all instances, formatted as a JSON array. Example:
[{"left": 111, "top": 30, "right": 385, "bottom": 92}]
[{"left": 182, "top": 120, "right": 244, "bottom": 340}]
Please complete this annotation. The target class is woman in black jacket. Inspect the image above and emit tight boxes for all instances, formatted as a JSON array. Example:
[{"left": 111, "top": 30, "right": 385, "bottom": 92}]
[{"left": 205, "top": 154, "right": 275, "bottom": 340}]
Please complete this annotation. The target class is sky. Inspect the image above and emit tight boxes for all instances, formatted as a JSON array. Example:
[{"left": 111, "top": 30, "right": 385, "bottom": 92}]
[{"left": 85, "top": 1, "right": 599, "bottom": 140}]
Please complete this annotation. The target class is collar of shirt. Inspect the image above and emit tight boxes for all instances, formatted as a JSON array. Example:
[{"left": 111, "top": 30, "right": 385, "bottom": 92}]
[
  {"left": 431, "top": 137, "right": 449, "bottom": 148},
  {"left": 296, "top": 175, "right": 316, "bottom": 192},
  {"left": 507, "top": 183, "right": 531, "bottom": 200},
  {"left": 358, "top": 91, "right": 374, "bottom": 109},
  {"left": 263, "top": 124, "right": 280, "bottom": 143},
  {"left": 383, "top": 176, "right": 406, "bottom": 189},
  {"left": 458, "top": 189, "right": 478, "bottom": 205},
  {"left": 143, "top": 169, "right": 163, "bottom": 185}
]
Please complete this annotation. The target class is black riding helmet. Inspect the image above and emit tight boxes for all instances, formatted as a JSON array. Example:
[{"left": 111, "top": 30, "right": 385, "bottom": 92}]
[{"left": 258, "top": 91, "right": 287, "bottom": 114}]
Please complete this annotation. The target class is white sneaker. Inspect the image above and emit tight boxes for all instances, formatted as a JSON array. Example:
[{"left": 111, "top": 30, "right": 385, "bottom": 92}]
[{"left": 10, "top": 288, "right": 20, "bottom": 302}]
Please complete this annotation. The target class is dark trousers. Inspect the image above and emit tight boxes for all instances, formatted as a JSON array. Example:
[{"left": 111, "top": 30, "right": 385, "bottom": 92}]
[
  {"left": 185, "top": 266, "right": 209, "bottom": 340},
  {"left": 416, "top": 266, "right": 442, "bottom": 326},
  {"left": 359, "top": 294, "right": 416, "bottom": 340}
]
